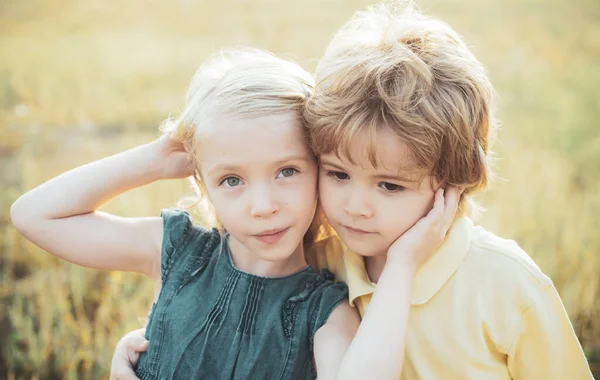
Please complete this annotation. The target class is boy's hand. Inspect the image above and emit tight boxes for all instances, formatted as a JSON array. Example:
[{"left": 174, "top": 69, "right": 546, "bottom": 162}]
[
  {"left": 387, "top": 187, "right": 462, "bottom": 272},
  {"left": 110, "top": 328, "right": 148, "bottom": 380},
  {"left": 150, "top": 133, "right": 196, "bottom": 180}
]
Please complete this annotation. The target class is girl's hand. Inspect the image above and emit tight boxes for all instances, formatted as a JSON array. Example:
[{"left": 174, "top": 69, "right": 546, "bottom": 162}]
[
  {"left": 386, "top": 187, "right": 463, "bottom": 273},
  {"left": 151, "top": 134, "right": 196, "bottom": 180},
  {"left": 110, "top": 329, "right": 148, "bottom": 380}
]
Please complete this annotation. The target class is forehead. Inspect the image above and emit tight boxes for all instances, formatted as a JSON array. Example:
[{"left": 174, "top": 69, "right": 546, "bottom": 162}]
[
  {"left": 331, "top": 127, "right": 419, "bottom": 174},
  {"left": 199, "top": 112, "right": 312, "bottom": 168}
]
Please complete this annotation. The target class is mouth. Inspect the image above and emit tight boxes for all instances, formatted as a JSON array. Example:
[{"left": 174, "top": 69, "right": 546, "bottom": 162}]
[
  {"left": 342, "top": 225, "right": 375, "bottom": 235},
  {"left": 253, "top": 227, "right": 290, "bottom": 244}
]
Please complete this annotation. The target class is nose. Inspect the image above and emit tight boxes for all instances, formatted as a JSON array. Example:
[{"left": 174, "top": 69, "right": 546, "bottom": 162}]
[
  {"left": 343, "top": 186, "right": 373, "bottom": 218},
  {"left": 249, "top": 183, "right": 279, "bottom": 218}
]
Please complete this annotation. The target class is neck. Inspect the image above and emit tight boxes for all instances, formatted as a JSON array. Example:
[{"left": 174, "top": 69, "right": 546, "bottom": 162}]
[
  {"left": 228, "top": 236, "right": 308, "bottom": 277},
  {"left": 364, "top": 254, "right": 388, "bottom": 283}
]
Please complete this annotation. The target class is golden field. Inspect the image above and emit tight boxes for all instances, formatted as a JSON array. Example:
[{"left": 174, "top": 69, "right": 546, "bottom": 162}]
[{"left": 0, "top": 0, "right": 598, "bottom": 378}]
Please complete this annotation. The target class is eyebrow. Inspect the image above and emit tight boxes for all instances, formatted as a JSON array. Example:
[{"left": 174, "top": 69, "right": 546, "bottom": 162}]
[
  {"left": 273, "top": 154, "right": 313, "bottom": 167},
  {"left": 320, "top": 159, "right": 416, "bottom": 183},
  {"left": 319, "top": 159, "right": 346, "bottom": 172},
  {"left": 206, "top": 154, "right": 312, "bottom": 176},
  {"left": 374, "top": 173, "right": 416, "bottom": 183}
]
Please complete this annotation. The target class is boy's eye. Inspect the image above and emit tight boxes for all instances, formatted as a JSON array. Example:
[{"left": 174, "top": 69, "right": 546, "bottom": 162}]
[
  {"left": 327, "top": 171, "right": 349, "bottom": 181},
  {"left": 379, "top": 182, "right": 404, "bottom": 192},
  {"left": 221, "top": 177, "right": 241, "bottom": 187},
  {"left": 278, "top": 168, "right": 298, "bottom": 178}
]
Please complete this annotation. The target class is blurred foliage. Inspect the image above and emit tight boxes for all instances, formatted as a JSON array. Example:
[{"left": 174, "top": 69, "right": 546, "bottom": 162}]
[{"left": 0, "top": 0, "right": 598, "bottom": 378}]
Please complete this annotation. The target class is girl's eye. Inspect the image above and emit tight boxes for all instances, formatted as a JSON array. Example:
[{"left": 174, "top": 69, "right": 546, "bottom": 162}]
[
  {"left": 221, "top": 177, "right": 241, "bottom": 187},
  {"left": 327, "top": 171, "right": 349, "bottom": 181},
  {"left": 278, "top": 168, "right": 298, "bottom": 178},
  {"left": 379, "top": 182, "right": 405, "bottom": 192}
]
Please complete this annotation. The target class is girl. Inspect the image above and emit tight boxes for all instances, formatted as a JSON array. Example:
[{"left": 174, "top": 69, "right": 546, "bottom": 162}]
[{"left": 10, "top": 49, "right": 361, "bottom": 379}]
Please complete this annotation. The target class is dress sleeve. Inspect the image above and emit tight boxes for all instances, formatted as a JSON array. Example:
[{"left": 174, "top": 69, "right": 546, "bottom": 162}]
[
  {"left": 308, "top": 270, "right": 350, "bottom": 341},
  {"left": 159, "top": 208, "right": 195, "bottom": 283}
]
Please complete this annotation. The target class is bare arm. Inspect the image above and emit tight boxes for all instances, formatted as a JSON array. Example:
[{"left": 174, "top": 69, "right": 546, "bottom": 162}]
[
  {"left": 313, "top": 302, "right": 360, "bottom": 380},
  {"left": 332, "top": 264, "right": 415, "bottom": 380},
  {"left": 10, "top": 135, "right": 194, "bottom": 279}
]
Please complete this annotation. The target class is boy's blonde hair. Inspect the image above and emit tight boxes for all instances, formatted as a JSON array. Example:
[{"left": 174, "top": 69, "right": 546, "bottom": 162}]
[
  {"left": 304, "top": 1, "right": 496, "bottom": 215},
  {"left": 162, "top": 49, "right": 324, "bottom": 239}
]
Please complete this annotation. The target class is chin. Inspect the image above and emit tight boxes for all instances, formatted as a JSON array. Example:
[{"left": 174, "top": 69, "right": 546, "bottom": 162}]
[
  {"left": 256, "top": 240, "right": 301, "bottom": 262},
  {"left": 340, "top": 236, "right": 387, "bottom": 257},
  {"left": 257, "top": 248, "right": 294, "bottom": 262}
]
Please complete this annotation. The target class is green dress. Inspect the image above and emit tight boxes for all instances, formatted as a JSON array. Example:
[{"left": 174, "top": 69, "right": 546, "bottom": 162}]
[{"left": 135, "top": 209, "right": 348, "bottom": 380}]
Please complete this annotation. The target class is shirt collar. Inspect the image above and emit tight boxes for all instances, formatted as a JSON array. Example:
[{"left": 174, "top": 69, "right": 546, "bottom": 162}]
[
  {"left": 343, "top": 245, "right": 376, "bottom": 306},
  {"left": 342, "top": 217, "right": 472, "bottom": 306},
  {"left": 410, "top": 217, "right": 472, "bottom": 305}
]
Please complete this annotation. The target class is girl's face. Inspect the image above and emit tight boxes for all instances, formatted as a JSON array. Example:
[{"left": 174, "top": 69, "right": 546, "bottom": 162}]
[{"left": 199, "top": 112, "right": 318, "bottom": 267}]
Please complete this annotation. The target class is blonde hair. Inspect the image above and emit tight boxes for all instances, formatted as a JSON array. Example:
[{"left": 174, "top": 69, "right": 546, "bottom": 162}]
[
  {"left": 162, "top": 48, "right": 324, "bottom": 239},
  {"left": 304, "top": 1, "right": 497, "bottom": 216}
]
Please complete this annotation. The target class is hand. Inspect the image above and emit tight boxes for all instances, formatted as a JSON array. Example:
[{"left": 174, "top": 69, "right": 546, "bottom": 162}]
[
  {"left": 150, "top": 133, "right": 196, "bottom": 180},
  {"left": 386, "top": 187, "right": 463, "bottom": 272},
  {"left": 110, "top": 328, "right": 148, "bottom": 380}
]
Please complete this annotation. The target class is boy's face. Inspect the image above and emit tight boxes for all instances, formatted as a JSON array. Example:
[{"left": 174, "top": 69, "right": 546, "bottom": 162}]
[{"left": 318, "top": 128, "right": 437, "bottom": 257}]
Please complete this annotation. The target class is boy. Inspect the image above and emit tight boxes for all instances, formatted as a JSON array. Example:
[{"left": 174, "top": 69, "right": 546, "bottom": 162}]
[
  {"left": 112, "top": 2, "right": 593, "bottom": 379},
  {"left": 303, "top": 2, "right": 592, "bottom": 379}
]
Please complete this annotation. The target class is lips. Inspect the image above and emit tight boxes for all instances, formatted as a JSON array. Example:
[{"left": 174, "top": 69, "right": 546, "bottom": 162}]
[
  {"left": 253, "top": 227, "right": 290, "bottom": 244},
  {"left": 342, "top": 225, "right": 374, "bottom": 234}
]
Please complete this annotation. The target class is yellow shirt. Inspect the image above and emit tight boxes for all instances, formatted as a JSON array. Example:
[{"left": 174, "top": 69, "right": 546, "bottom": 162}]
[{"left": 306, "top": 217, "right": 593, "bottom": 380}]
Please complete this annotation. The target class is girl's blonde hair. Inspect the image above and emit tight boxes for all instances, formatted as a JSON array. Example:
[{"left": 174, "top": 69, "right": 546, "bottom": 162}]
[
  {"left": 304, "top": 1, "right": 497, "bottom": 216},
  {"left": 162, "top": 48, "right": 329, "bottom": 243}
]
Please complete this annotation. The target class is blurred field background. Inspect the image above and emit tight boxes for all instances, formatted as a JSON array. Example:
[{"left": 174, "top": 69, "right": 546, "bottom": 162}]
[{"left": 0, "top": 0, "right": 598, "bottom": 378}]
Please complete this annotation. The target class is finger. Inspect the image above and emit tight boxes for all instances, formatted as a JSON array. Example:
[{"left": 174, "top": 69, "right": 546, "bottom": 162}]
[
  {"left": 415, "top": 187, "right": 443, "bottom": 230},
  {"left": 430, "top": 187, "right": 446, "bottom": 222},
  {"left": 139, "top": 339, "right": 149, "bottom": 351},
  {"left": 133, "top": 338, "right": 149, "bottom": 352},
  {"left": 441, "top": 186, "right": 461, "bottom": 231},
  {"left": 122, "top": 333, "right": 149, "bottom": 351}
]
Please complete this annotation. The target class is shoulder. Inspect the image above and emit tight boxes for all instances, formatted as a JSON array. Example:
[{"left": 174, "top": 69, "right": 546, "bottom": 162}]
[
  {"left": 468, "top": 225, "right": 551, "bottom": 284},
  {"left": 305, "top": 269, "right": 349, "bottom": 334},
  {"left": 320, "top": 298, "right": 360, "bottom": 328},
  {"left": 160, "top": 208, "right": 220, "bottom": 247},
  {"left": 159, "top": 208, "right": 221, "bottom": 282},
  {"left": 461, "top": 224, "right": 553, "bottom": 309},
  {"left": 294, "top": 268, "right": 348, "bottom": 303}
]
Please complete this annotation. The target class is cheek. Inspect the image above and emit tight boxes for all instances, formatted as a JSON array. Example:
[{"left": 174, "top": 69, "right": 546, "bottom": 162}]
[
  {"left": 210, "top": 196, "right": 236, "bottom": 225},
  {"left": 380, "top": 192, "right": 435, "bottom": 237},
  {"left": 206, "top": 188, "right": 242, "bottom": 225},
  {"left": 317, "top": 180, "right": 338, "bottom": 212},
  {"left": 291, "top": 178, "right": 318, "bottom": 213}
]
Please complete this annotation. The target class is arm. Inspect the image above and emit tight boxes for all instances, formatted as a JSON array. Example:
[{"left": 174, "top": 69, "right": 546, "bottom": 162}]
[
  {"left": 313, "top": 302, "right": 360, "bottom": 380},
  {"left": 10, "top": 135, "right": 194, "bottom": 278},
  {"left": 332, "top": 263, "right": 416, "bottom": 380},
  {"left": 333, "top": 187, "right": 462, "bottom": 380},
  {"left": 507, "top": 284, "right": 594, "bottom": 379}
]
